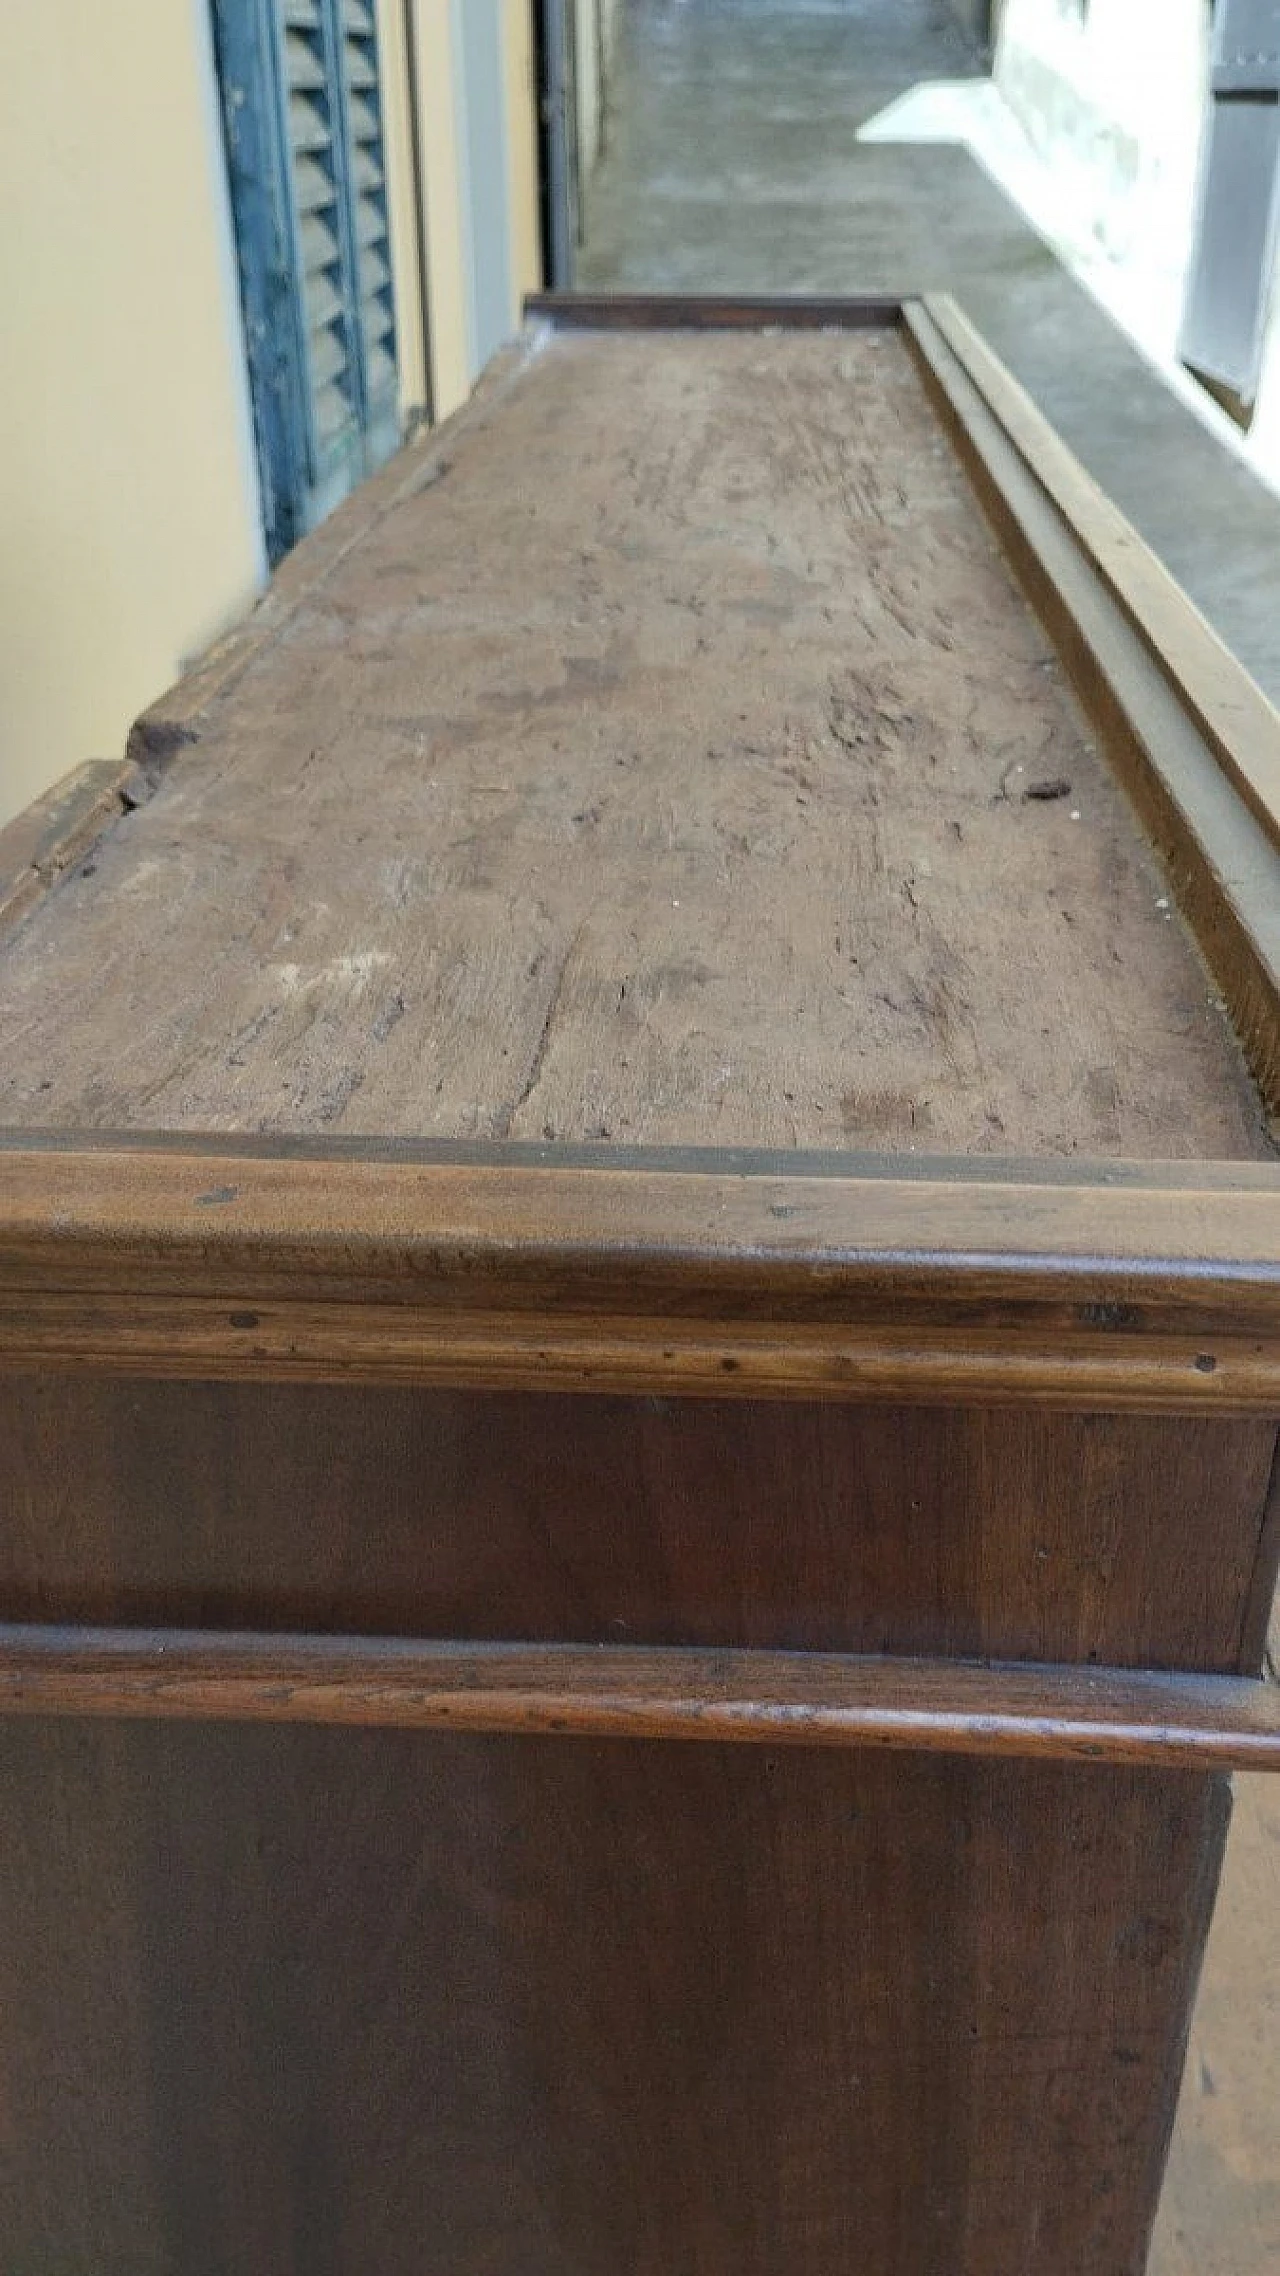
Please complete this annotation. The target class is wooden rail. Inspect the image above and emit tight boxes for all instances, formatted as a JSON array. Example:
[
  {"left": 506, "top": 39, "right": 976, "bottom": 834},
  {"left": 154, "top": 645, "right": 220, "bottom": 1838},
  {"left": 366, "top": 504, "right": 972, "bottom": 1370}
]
[
  {"left": 905, "top": 294, "right": 1280, "bottom": 1117},
  {"left": 920, "top": 293, "right": 1280, "bottom": 855},
  {"left": 3, "top": 1627, "right": 1280, "bottom": 1771}
]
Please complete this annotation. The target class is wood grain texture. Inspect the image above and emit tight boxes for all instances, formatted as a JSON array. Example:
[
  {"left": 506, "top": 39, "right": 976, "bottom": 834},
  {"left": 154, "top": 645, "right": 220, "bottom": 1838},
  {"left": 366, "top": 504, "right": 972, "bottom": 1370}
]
[
  {"left": 5, "top": 1625, "right": 1280, "bottom": 1770},
  {"left": 0, "top": 1717, "right": 1232, "bottom": 2276},
  {"left": 0, "top": 327, "right": 1266, "bottom": 1159},
  {"left": 1, "top": 1383, "right": 1274, "bottom": 1675},
  {"left": 0, "top": 758, "right": 144, "bottom": 932},
  {"left": 0, "top": 1374, "right": 1272, "bottom": 2273},
  {"left": 1, "top": 1368, "right": 1266, "bottom": 2273},
  {"left": 2, "top": 1141, "right": 1280, "bottom": 1405}
]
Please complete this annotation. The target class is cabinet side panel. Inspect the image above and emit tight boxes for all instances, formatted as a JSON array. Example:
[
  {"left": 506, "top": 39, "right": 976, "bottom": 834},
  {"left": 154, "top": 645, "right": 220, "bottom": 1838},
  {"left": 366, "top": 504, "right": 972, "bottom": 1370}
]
[
  {"left": 0, "top": 1380, "right": 1274, "bottom": 1671},
  {"left": 0, "top": 1719, "right": 1229, "bottom": 2276},
  {"left": 0, "top": 1380, "right": 1269, "bottom": 2274}
]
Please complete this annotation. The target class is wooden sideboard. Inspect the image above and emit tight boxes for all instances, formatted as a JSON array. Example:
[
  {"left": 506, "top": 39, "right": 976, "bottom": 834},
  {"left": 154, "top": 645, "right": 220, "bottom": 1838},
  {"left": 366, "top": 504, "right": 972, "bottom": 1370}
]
[{"left": 1, "top": 294, "right": 1278, "bottom": 2275}]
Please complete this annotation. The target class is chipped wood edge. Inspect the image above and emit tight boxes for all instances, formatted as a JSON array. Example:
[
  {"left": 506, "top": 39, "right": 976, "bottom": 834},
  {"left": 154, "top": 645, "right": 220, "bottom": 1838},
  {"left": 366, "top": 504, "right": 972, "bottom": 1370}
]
[
  {"left": 0, "top": 341, "right": 554, "bottom": 951},
  {"left": 125, "top": 330, "right": 542, "bottom": 779},
  {"left": 524, "top": 291, "right": 905, "bottom": 330},
  {"left": 0, "top": 760, "right": 147, "bottom": 938}
]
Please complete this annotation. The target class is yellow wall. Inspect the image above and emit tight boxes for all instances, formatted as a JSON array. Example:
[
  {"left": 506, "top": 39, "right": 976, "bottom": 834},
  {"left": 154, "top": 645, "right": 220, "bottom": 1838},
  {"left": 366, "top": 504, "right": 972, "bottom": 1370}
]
[
  {"left": 409, "top": 0, "right": 542, "bottom": 420},
  {"left": 406, "top": 0, "right": 472, "bottom": 421},
  {"left": 504, "top": 0, "right": 544, "bottom": 311},
  {"left": 0, "top": 0, "right": 265, "bottom": 827},
  {"left": 0, "top": 0, "right": 545, "bottom": 829},
  {"left": 376, "top": 0, "right": 430, "bottom": 427}
]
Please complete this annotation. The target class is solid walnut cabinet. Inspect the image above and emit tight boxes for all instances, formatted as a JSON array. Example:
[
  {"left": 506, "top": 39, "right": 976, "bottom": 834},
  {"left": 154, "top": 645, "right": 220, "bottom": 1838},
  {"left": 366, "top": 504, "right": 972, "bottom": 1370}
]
[{"left": 1, "top": 295, "right": 1278, "bottom": 2274}]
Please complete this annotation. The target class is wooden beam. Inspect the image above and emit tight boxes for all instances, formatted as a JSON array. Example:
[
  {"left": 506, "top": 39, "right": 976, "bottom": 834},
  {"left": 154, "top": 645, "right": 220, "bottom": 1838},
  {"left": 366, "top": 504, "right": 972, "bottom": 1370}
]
[{"left": 3, "top": 1625, "right": 1280, "bottom": 1770}]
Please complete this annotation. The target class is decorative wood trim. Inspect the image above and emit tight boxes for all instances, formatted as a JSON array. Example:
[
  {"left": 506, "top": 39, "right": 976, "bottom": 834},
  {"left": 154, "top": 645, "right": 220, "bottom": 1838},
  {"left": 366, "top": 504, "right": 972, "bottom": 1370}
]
[
  {"left": 905, "top": 298, "right": 1280, "bottom": 1120},
  {"left": 922, "top": 293, "right": 1280, "bottom": 854},
  {"left": 3, "top": 1624, "right": 1279, "bottom": 1770},
  {"left": 0, "top": 760, "right": 145, "bottom": 937},
  {"left": 1, "top": 1139, "right": 1279, "bottom": 1406}
]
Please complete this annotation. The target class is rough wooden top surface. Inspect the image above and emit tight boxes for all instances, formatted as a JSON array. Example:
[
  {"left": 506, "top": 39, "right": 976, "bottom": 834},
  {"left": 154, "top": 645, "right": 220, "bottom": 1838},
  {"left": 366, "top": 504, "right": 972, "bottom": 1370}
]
[{"left": 0, "top": 327, "right": 1267, "bottom": 1158}]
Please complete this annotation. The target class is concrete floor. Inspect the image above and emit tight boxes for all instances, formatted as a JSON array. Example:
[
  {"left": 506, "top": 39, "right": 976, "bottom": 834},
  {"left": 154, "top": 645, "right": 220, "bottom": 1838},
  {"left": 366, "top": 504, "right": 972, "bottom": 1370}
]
[
  {"left": 579, "top": 0, "right": 1280, "bottom": 706},
  {"left": 579, "top": 7, "right": 1280, "bottom": 2272}
]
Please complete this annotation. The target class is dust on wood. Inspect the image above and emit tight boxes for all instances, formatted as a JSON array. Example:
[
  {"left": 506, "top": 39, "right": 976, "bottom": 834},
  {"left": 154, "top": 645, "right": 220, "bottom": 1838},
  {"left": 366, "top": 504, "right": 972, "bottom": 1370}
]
[{"left": 0, "top": 330, "right": 1266, "bottom": 1156}]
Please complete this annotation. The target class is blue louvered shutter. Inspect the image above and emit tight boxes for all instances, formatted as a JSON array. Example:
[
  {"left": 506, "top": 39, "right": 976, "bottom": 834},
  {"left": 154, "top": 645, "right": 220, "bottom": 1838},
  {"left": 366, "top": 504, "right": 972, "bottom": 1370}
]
[
  {"left": 340, "top": 0, "right": 400, "bottom": 467},
  {"left": 212, "top": 0, "right": 400, "bottom": 561}
]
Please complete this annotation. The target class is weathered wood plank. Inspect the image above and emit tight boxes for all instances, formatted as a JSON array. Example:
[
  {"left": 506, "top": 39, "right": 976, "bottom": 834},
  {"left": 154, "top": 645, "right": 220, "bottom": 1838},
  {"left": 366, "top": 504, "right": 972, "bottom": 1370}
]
[
  {"left": 0, "top": 759, "right": 144, "bottom": 933},
  {"left": 0, "top": 327, "right": 1266, "bottom": 1160},
  {"left": 0, "top": 1720, "right": 1229, "bottom": 2276}
]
